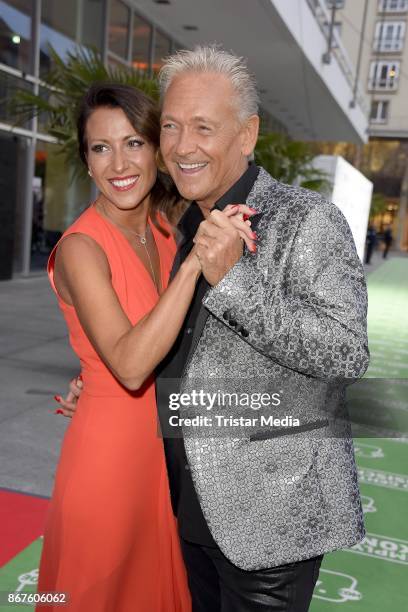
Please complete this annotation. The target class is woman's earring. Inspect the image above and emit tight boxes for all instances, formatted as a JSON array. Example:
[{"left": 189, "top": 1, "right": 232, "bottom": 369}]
[{"left": 88, "top": 168, "right": 93, "bottom": 177}]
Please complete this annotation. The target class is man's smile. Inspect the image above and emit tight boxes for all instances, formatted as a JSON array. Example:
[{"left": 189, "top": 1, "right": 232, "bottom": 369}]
[{"left": 177, "top": 162, "right": 208, "bottom": 174}]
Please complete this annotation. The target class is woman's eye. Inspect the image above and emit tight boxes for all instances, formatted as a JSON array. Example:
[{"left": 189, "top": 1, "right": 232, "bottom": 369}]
[
  {"left": 128, "top": 139, "right": 144, "bottom": 148},
  {"left": 91, "top": 144, "right": 108, "bottom": 153}
]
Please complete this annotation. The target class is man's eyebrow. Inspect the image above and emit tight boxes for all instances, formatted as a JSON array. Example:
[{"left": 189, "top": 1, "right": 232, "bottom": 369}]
[
  {"left": 160, "top": 114, "right": 219, "bottom": 125},
  {"left": 160, "top": 114, "right": 178, "bottom": 122}
]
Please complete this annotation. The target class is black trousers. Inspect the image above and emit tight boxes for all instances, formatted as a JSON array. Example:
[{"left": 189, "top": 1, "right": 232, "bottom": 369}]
[{"left": 181, "top": 539, "right": 323, "bottom": 612}]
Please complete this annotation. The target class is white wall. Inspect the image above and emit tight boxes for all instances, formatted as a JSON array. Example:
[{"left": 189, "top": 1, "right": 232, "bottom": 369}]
[{"left": 313, "top": 155, "right": 373, "bottom": 261}]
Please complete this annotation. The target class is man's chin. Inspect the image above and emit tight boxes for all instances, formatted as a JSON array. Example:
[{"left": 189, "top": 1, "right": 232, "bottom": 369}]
[{"left": 172, "top": 180, "right": 209, "bottom": 203}]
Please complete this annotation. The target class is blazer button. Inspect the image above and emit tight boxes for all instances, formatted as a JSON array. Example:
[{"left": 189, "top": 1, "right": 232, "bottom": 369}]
[
  {"left": 229, "top": 319, "right": 237, "bottom": 327},
  {"left": 240, "top": 328, "right": 249, "bottom": 338},
  {"left": 236, "top": 324, "right": 243, "bottom": 333},
  {"left": 222, "top": 310, "right": 230, "bottom": 320}
]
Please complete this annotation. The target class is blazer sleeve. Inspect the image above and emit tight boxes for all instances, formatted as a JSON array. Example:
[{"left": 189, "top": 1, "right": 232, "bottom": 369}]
[{"left": 203, "top": 200, "right": 369, "bottom": 380}]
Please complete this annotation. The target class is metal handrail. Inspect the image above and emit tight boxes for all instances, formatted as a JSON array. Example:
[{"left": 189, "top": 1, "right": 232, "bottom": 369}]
[{"left": 306, "top": 0, "right": 369, "bottom": 115}]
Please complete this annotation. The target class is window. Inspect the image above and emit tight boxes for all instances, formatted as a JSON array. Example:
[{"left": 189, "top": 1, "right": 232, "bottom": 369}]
[
  {"left": 374, "top": 21, "right": 406, "bottom": 50},
  {"left": 108, "top": 0, "right": 131, "bottom": 60},
  {"left": 81, "top": 0, "right": 104, "bottom": 51},
  {"left": 378, "top": 0, "right": 408, "bottom": 13},
  {"left": 152, "top": 30, "right": 171, "bottom": 73},
  {"left": 40, "top": 0, "right": 78, "bottom": 75},
  {"left": 370, "top": 100, "right": 390, "bottom": 122},
  {"left": 132, "top": 14, "right": 152, "bottom": 71},
  {"left": 0, "top": 0, "right": 33, "bottom": 73},
  {"left": 369, "top": 61, "right": 400, "bottom": 89},
  {"left": 325, "top": 0, "right": 345, "bottom": 8}
]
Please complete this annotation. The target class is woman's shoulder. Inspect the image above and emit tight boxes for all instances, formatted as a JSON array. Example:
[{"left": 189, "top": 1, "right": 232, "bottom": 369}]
[{"left": 48, "top": 205, "right": 108, "bottom": 281}]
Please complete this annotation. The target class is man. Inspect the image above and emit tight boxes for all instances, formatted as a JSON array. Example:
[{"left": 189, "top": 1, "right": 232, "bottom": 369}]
[{"left": 58, "top": 46, "right": 369, "bottom": 611}]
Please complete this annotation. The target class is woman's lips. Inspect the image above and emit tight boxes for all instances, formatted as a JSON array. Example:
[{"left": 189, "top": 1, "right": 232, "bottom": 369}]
[{"left": 109, "top": 176, "right": 139, "bottom": 191}]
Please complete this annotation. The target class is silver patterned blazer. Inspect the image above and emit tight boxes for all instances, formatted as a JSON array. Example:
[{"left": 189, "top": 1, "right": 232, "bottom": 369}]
[{"left": 179, "top": 167, "right": 369, "bottom": 571}]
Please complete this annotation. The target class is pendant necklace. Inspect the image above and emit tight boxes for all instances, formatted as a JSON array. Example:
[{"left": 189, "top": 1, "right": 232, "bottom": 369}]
[{"left": 98, "top": 202, "right": 159, "bottom": 292}]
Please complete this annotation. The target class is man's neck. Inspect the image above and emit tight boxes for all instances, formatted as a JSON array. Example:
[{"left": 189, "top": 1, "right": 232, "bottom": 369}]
[{"left": 197, "top": 164, "right": 249, "bottom": 218}]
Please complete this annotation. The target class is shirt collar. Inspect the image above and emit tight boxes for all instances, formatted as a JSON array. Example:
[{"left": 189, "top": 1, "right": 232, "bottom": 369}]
[{"left": 177, "top": 163, "right": 260, "bottom": 240}]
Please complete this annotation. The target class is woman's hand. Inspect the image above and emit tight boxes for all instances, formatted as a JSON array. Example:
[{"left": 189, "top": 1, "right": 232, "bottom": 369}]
[
  {"left": 222, "top": 204, "right": 258, "bottom": 253},
  {"left": 191, "top": 205, "right": 258, "bottom": 286}
]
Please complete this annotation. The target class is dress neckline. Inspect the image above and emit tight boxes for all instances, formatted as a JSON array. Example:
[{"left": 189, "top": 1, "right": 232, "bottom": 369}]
[{"left": 91, "top": 203, "right": 165, "bottom": 296}]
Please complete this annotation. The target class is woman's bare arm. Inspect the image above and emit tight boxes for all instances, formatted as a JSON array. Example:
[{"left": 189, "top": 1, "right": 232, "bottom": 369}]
[{"left": 54, "top": 233, "right": 201, "bottom": 390}]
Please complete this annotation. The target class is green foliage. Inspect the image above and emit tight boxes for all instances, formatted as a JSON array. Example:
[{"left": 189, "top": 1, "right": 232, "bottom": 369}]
[
  {"left": 11, "top": 46, "right": 158, "bottom": 178},
  {"left": 254, "top": 132, "right": 330, "bottom": 193},
  {"left": 369, "top": 192, "right": 388, "bottom": 220}
]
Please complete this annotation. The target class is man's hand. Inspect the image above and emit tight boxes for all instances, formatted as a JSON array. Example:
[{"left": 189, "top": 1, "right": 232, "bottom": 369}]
[
  {"left": 193, "top": 204, "right": 257, "bottom": 286},
  {"left": 54, "top": 375, "right": 82, "bottom": 418}
]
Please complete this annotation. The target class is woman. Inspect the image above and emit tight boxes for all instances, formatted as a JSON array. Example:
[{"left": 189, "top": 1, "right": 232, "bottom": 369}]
[{"left": 37, "top": 83, "right": 254, "bottom": 611}]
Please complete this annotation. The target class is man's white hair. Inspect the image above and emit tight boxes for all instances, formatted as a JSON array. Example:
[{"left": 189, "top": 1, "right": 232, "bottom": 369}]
[{"left": 158, "top": 45, "right": 259, "bottom": 122}]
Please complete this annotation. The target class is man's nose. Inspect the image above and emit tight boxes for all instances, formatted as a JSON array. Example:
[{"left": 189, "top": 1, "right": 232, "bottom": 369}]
[{"left": 175, "top": 128, "right": 197, "bottom": 158}]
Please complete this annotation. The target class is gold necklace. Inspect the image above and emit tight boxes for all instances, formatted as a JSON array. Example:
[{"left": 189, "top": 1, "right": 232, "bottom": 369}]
[{"left": 98, "top": 202, "right": 159, "bottom": 291}]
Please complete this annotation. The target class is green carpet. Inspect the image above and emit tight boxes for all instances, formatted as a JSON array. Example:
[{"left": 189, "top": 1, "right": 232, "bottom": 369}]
[{"left": 311, "top": 257, "right": 408, "bottom": 611}]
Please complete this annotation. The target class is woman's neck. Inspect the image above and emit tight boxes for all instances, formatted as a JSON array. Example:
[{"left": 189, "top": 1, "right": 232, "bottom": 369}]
[{"left": 95, "top": 195, "right": 150, "bottom": 235}]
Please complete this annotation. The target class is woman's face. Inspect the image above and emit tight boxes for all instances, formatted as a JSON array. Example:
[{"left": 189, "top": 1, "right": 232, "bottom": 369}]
[{"left": 86, "top": 106, "right": 157, "bottom": 211}]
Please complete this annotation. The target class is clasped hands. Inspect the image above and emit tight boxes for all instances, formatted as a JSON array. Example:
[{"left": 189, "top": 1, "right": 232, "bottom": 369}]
[{"left": 192, "top": 204, "right": 258, "bottom": 286}]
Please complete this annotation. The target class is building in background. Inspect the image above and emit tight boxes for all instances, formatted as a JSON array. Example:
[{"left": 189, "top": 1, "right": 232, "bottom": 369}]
[
  {"left": 322, "top": 0, "right": 408, "bottom": 250},
  {"left": 0, "top": 0, "right": 369, "bottom": 279}
]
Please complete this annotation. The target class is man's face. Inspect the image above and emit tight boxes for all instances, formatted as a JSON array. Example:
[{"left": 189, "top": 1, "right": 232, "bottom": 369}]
[{"left": 160, "top": 72, "right": 259, "bottom": 212}]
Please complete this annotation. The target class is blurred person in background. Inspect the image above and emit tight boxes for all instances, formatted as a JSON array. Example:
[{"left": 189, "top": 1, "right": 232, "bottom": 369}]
[
  {"left": 365, "top": 224, "right": 377, "bottom": 264},
  {"left": 382, "top": 224, "right": 393, "bottom": 259}
]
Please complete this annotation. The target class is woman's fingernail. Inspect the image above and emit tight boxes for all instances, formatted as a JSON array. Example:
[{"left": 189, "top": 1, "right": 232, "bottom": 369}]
[
  {"left": 249, "top": 208, "right": 258, "bottom": 214},
  {"left": 251, "top": 244, "right": 257, "bottom": 253},
  {"left": 251, "top": 231, "right": 258, "bottom": 240},
  {"left": 54, "top": 395, "right": 61, "bottom": 403},
  {"left": 78, "top": 374, "right": 83, "bottom": 381},
  {"left": 243, "top": 214, "right": 250, "bottom": 222},
  {"left": 54, "top": 409, "right": 64, "bottom": 415}
]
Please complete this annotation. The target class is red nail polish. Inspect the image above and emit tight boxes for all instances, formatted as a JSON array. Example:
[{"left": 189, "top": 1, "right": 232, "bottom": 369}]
[
  {"left": 78, "top": 374, "right": 83, "bottom": 381},
  {"left": 243, "top": 214, "right": 250, "bottom": 222},
  {"left": 54, "top": 395, "right": 61, "bottom": 403},
  {"left": 251, "top": 244, "right": 257, "bottom": 253},
  {"left": 251, "top": 232, "right": 258, "bottom": 240},
  {"left": 54, "top": 409, "right": 64, "bottom": 415}
]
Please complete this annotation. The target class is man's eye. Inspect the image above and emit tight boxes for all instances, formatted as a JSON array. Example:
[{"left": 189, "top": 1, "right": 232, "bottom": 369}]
[
  {"left": 91, "top": 144, "right": 108, "bottom": 153},
  {"left": 161, "top": 123, "right": 176, "bottom": 130},
  {"left": 199, "top": 125, "right": 211, "bottom": 132},
  {"left": 128, "top": 139, "right": 144, "bottom": 148}
]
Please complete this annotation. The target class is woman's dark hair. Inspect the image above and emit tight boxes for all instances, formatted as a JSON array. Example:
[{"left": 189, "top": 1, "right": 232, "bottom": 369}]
[{"left": 77, "top": 82, "right": 185, "bottom": 233}]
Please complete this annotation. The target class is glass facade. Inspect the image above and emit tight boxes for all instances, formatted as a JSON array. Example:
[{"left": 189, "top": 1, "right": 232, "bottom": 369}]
[
  {"left": 153, "top": 29, "right": 171, "bottom": 73},
  {"left": 81, "top": 0, "right": 104, "bottom": 51},
  {"left": 0, "top": 0, "right": 33, "bottom": 73},
  {"left": 132, "top": 14, "right": 151, "bottom": 71},
  {"left": 0, "top": 0, "right": 181, "bottom": 278},
  {"left": 108, "top": 0, "right": 130, "bottom": 60}
]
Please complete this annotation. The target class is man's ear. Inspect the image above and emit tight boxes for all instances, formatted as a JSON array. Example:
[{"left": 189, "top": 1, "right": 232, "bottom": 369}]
[{"left": 241, "top": 115, "right": 260, "bottom": 157}]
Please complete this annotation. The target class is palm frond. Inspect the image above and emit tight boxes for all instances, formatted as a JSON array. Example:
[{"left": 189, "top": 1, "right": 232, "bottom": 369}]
[{"left": 10, "top": 46, "right": 159, "bottom": 174}]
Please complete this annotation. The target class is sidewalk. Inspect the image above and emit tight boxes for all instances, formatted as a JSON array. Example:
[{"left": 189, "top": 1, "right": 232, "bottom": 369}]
[
  {"left": 0, "top": 275, "right": 76, "bottom": 498},
  {"left": 0, "top": 252, "right": 407, "bottom": 499}
]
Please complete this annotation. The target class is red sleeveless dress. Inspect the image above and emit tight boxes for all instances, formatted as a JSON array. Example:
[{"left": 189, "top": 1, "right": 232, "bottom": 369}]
[{"left": 36, "top": 205, "right": 191, "bottom": 611}]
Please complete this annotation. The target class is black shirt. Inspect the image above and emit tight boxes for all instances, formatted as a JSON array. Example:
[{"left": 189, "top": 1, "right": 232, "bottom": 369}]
[{"left": 156, "top": 163, "right": 260, "bottom": 546}]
